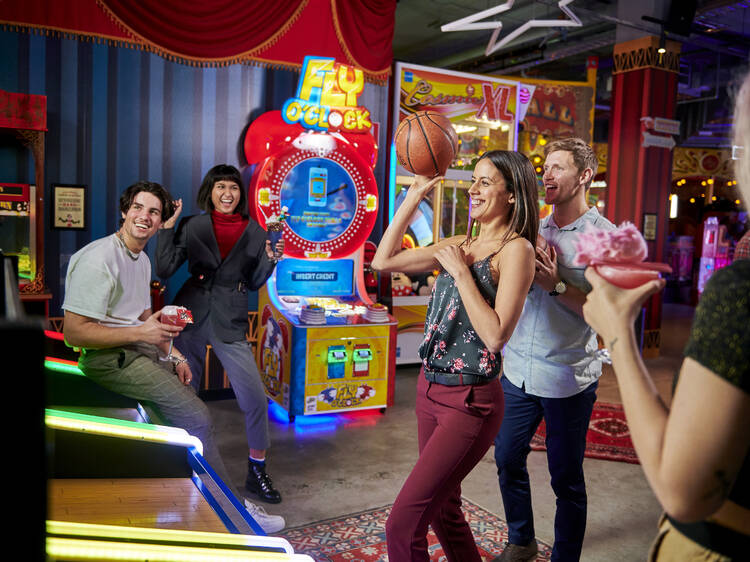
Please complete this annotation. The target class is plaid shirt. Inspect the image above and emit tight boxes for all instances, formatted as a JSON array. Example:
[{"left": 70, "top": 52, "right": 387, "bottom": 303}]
[{"left": 735, "top": 231, "right": 750, "bottom": 261}]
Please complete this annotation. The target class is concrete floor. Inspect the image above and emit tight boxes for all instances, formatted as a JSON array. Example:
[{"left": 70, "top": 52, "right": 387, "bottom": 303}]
[{"left": 209, "top": 303, "right": 695, "bottom": 561}]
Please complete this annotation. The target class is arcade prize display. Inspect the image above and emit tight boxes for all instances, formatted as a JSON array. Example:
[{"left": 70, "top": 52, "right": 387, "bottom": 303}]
[
  {"left": 0, "top": 183, "right": 38, "bottom": 285},
  {"left": 389, "top": 63, "right": 521, "bottom": 363},
  {"left": 246, "top": 57, "right": 396, "bottom": 421}
]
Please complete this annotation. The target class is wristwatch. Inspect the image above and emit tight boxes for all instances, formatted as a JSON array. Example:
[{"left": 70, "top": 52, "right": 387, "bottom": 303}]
[{"left": 549, "top": 280, "right": 567, "bottom": 296}]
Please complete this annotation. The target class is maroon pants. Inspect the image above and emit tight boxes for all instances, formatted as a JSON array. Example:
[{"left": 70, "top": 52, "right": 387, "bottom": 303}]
[{"left": 386, "top": 375, "right": 504, "bottom": 562}]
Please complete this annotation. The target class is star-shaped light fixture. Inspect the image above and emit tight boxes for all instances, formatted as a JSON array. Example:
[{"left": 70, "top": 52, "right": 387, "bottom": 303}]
[{"left": 441, "top": 0, "right": 583, "bottom": 56}]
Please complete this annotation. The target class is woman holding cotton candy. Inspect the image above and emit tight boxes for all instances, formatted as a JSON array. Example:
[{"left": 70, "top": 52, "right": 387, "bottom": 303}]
[
  {"left": 155, "top": 164, "right": 285, "bottom": 508},
  {"left": 580, "top": 73, "right": 750, "bottom": 560}
]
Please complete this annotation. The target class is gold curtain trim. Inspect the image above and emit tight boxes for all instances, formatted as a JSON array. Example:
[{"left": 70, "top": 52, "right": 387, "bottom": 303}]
[
  {"left": 329, "top": 0, "right": 390, "bottom": 82},
  {"left": 2, "top": 13, "right": 390, "bottom": 82}
]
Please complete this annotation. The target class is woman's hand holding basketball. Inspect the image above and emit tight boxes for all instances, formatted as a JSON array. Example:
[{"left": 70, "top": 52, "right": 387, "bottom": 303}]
[{"left": 409, "top": 175, "right": 444, "bottom": 199}]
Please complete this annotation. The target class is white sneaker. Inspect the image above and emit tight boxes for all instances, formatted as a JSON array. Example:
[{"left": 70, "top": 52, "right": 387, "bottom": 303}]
[{"left": 244, "top": 499, "right": 286, "bottom": 534}]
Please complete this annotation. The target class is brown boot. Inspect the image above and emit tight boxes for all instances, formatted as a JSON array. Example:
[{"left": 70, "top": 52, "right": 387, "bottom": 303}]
[{"left": 491, "top": 540, "right": 538, "bottom": 562}]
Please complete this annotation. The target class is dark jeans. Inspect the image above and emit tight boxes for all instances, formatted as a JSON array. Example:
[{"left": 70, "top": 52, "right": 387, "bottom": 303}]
[
  {"left": 494, "top": 375, "right": 598, "bottom": 562},
  {"left": 386, "top": 374, "right": 504, "bottom": 562}
]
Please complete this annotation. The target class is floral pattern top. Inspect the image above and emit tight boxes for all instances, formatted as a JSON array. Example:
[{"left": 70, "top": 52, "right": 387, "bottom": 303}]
[{"left": 418, "top": 252, "right": 500, "bottom": 383}]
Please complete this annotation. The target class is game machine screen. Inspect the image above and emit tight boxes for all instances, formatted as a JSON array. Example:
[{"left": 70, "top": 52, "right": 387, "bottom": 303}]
[
  {"left": 246, "top": 57, "right": 396, "bottom": 421},
  {"left": 388, "top": 63, "right": 520, "bottom": 363},
  {"left": 0, "top": 183, "right": 37, "bottom": 287}
]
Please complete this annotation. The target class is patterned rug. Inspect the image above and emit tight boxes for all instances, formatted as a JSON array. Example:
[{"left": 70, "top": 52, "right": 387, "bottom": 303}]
[
  {"left": 278, "top": 499, "right": 552, "bottom": 561},
  {"left": 530, "top": 401, "right": 639, "bottom": 464}
]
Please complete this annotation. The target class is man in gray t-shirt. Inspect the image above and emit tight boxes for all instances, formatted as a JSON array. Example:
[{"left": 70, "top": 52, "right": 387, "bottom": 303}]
[{"left": 62, "top": 180, "right": 284, "bottom": 533}]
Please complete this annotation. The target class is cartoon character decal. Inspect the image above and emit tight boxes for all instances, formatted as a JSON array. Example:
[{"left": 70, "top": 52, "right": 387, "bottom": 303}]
[
  {"left": 259, "top": 305, "right": 289, "bottom": 396},
  {"left": 317, "top": 382, "right": 375, "bottom": 409}
]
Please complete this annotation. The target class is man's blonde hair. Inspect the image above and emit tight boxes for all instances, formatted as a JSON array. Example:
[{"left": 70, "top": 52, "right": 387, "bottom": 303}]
[{"left": 544, "top": 137, "right": 598, "bottom": 189}]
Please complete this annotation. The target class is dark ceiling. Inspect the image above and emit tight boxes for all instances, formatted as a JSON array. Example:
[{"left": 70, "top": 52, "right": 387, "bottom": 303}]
[{"left": 392, "top": 0, "right": 750, "bottom": 147}]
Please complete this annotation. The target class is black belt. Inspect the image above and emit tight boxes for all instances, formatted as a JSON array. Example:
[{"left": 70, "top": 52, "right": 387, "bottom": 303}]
[
  {"left": 423, "top": 370, "right": 496, "bottom": 386},
  {"left": 668, "top": 516, "right": 750, "bottom": 559}
]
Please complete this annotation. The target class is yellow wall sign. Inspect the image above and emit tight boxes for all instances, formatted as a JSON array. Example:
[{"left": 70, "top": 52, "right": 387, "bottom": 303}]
[{"left": 282, "top": 56, "right": 371, "bottom": 133}]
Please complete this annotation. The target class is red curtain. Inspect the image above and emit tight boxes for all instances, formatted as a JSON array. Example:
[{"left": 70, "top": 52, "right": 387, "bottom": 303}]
[
  {"left": 99, "top": 0, "right": 307, "bottom": 60},
  {"left": 0, "top": 0, "right": 395, "bottom": 81}
]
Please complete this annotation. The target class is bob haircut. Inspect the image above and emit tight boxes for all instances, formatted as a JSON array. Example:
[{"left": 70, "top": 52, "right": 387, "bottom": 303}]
[
  {"left": 464, "top": 150, "right": 539, "bottom": 249},
  {"left": 119, "top": 180, "right": 174, "bottom": 225},
  {"left": 196, "top": 164, "right": 248, "bottom": 217}
]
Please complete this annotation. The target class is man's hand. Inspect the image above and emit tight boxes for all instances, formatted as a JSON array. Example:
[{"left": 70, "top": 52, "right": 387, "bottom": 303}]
[
  {"left": 175, "top": 361, "right": 193, "bottom": 386},
  {"left": 534, "top": 243, "right": 560, "bottom": 292},
  {"left": 139, "top": 310, "right": 184, "bottom": 345},
  {"left": 161, "top": 198, "right": 183, "bottom": 229}
]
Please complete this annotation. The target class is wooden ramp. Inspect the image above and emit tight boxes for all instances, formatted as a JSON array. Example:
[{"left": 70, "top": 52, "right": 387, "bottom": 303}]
[{"left": 49, "top": 478, "right": 228, "bottom": 533}]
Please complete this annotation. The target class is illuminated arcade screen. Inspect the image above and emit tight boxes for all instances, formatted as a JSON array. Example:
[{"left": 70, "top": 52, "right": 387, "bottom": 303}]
[{"left": 279, "top": 158, "right": 357, "bottom": 243}]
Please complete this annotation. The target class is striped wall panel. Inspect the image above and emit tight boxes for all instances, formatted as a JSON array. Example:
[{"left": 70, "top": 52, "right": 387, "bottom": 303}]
[{"left": 0, "top": 30, "right": 390, "bottom": 313}]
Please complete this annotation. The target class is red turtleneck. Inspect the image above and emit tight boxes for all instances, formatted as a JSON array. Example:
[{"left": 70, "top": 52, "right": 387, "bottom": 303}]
[{"left": 211, "top": 210, "right": 248, "bottom": 259}]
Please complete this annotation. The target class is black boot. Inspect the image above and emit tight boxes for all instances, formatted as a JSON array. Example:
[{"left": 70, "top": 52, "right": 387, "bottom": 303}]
[{"left": 245, "top": 460, "right": 282, "bottom": 504}]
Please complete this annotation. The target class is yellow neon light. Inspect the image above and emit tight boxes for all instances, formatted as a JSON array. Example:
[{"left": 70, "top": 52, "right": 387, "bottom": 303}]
[
  {"left": 46, "top": 521, "right": 292, "bottom": 551},
  {"left": 47, "top": 537, "right": 301, "bottom": 561},
  {"left": 45, "top": 414, "right": 203, "bottom": 455}
]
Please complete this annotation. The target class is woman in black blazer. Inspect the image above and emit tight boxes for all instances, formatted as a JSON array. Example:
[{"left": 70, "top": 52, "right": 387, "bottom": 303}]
[{"left": 156, "top": 164, "right": 284, "bottom": 505}]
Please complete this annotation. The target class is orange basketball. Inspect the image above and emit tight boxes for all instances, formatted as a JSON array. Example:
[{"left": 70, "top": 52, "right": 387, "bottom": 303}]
[{"left": 395, "top": 111, "right": 458, "bottom": 177}]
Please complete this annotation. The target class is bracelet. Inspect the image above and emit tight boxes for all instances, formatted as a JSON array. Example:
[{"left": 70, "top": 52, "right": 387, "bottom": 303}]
[{"left": 168, "top": 355, "right": 188, "bottom": 366}]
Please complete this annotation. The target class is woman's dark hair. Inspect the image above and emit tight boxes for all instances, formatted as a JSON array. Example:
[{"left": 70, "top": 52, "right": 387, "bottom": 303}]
[
  {"left": 119, "top": 181, "right": 174, "bottom": 225},
  {"left": 196, "top": 164, "right": 247, "bottom": 216},
  {"left": 465, "top": 150, "right": 539, "bottom": 248}
]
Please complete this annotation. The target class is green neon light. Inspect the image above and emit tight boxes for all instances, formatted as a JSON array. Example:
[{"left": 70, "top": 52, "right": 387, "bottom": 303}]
[
  {"left": 45, "top": 408, "right": 166, "bottom": 433},
  {"left": 45, "top": 359, "right": 85, "bottom": 376}
]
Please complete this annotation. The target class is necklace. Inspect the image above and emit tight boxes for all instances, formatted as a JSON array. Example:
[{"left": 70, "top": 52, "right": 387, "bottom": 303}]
[{"left": 117, "top": 231, "right": 141, "bottom": 261}]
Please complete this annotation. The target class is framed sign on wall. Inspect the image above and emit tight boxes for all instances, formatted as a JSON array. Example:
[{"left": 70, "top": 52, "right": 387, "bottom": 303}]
[{"left": 52, "top": 184, "right": 86, "bottom": 230}]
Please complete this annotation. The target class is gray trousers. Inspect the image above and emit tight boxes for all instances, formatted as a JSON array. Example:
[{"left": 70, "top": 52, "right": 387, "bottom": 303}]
[
  {"left": 175, "top": 316, "right": 271, "bottom": 451},
  {"left": 78, "top": 342, "right": 240, "bottom": 498}
]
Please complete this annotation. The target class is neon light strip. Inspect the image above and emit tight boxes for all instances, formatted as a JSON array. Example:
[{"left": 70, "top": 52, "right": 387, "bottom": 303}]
[
  {"left": 388, "top": 141, "right": 397, "bottom": 222},
  {"left": 45, "top": 329, "right": 65, "bottom": 341},
  {"left": 47, "top": 521, "right": 293, "bottom": 551},
  {"left": 46, "top": 537, "right": 303, "bottom": 561},
  {"left": 45, "top": 409, "right": 204, "bottom": 455},
  {"left": 45, "top": 357, "right": 85, "bottom": 376}
]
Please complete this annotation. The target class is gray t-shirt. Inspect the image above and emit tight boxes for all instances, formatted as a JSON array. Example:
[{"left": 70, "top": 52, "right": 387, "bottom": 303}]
[{"left": 63, "top": 233, "right": 151, "bottom": 327}]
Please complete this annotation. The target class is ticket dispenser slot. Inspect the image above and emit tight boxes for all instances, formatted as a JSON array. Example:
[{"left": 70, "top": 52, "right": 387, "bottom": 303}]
[
  {"left": 327, "top": 345, "right": 348, "bottom": 379},
  {"left": 352, "top": 344, "right": 372, "bottom": 377}
]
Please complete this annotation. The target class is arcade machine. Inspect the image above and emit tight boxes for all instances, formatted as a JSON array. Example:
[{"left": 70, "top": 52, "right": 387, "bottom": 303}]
[
  {"left": 388, "top": 62, "right": 521, "bottom": 363},
  {"left": 0, "top": 182, "right": 37, "bottom": 286},
  {"left": 697, "top": 216, "right": 731, "bottom": 295},
  {"left": 245, "top": 56, "right": 397, "bottom": 421}
]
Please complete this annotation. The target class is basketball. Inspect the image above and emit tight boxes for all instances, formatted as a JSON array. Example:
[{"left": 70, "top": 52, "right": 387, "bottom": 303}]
[{"left": 395, "top": 111, "right": 458, "bottom": 177}]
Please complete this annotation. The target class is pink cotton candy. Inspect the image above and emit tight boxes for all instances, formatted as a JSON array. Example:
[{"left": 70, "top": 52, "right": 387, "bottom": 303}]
[{"left": 573, "top": 222, "right": 648, "bottom": 266}]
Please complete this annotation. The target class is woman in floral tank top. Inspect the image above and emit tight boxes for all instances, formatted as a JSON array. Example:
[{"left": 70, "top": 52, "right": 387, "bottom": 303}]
[{"left": 373, "top": 151, "right": 539, "bottom": 562}]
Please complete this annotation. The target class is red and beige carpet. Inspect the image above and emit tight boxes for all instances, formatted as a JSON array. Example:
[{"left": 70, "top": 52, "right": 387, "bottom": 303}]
[
  {"left": 530, "top": 401, "right": 639, "bottom": 464},
  {"left": 279, "top": 499, "right": 552, "bottom": 561}
]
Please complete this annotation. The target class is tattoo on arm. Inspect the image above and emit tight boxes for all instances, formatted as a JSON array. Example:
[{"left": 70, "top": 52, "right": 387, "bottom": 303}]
[
  {"left": 609, "top": 337, "right": 618, "bottom": 351},
  {"left": 703, "top": 470, "right": 733, "bottom": 502}
]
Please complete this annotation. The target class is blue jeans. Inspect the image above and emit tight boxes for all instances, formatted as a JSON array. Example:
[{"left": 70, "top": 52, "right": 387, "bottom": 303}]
[{"left": 494, "top": 375, "right": 598, "bottom": 562}]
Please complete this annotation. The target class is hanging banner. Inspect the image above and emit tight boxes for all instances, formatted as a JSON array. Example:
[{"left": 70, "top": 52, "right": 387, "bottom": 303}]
[{"left": 393, "top": 62, "right": 521, "bottom": 160}]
